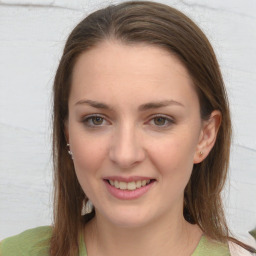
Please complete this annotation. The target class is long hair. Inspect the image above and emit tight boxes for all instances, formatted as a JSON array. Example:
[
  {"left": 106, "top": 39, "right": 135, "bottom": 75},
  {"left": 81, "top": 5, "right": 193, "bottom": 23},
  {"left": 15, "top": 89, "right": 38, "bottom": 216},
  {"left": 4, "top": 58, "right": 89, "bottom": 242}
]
[{"left": 51, "top": 1, "right": 254, "bottom": 255}]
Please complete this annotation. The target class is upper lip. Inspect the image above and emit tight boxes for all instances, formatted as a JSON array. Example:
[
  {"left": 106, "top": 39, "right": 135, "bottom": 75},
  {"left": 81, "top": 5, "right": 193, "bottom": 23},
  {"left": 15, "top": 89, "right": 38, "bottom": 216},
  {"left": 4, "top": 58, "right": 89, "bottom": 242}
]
[{"left": 103, "top": 176, "right": 155, "bottom": 182}]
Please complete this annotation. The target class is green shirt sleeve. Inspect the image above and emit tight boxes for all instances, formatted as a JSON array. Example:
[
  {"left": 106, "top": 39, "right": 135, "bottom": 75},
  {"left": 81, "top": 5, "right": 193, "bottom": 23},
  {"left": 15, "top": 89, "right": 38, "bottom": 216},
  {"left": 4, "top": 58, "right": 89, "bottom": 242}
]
[
  {"left": 0, "top": 226, "right": 52, "bottom": 256},
  {"left": 250, "top": 228, "right": 256, "bottom": 240},
  {"left": 192, "top": 235, "right": 231, "bottom": 256}
]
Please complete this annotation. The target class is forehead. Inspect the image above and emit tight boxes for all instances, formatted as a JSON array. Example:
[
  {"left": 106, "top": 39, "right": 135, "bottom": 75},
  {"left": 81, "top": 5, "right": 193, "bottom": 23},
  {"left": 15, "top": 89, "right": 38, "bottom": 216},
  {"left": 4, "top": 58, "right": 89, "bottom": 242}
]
[
  {"left": 69, "top": 40, "right": 199, "bottom": 110},
  {"left": 72, "top": 40, "right": 190, "bottom": 83}
]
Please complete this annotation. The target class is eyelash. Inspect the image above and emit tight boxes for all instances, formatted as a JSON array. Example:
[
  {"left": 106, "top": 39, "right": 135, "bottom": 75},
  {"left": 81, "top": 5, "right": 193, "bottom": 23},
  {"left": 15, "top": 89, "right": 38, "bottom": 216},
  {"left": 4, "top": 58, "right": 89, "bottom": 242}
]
[
  {"left": 82, "top": 114, "right": 109, "bottom": 128},
  {"left": 148, "top": 114, "right": 175, "bottom": 128},
  {"left": 82, "top": 114, "right": 175, "bottom": 128}
]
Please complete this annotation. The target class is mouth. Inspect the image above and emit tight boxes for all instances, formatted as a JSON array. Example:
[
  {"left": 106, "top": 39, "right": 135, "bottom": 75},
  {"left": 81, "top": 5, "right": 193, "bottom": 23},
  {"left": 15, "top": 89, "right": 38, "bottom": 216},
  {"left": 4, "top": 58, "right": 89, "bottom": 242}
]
[
  {"left": 103, "top": 177, "right": 156, "bottom": 200},
  {"left": 104, "top": 179, "right": 156, "bottom": 191}
]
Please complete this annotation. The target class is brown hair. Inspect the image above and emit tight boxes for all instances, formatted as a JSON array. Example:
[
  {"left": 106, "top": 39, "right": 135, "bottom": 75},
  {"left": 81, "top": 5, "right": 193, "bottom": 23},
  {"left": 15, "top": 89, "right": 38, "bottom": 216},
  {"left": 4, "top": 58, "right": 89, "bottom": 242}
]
[{"left": 51, "top": 1, "right": 255, "bottom": 255}]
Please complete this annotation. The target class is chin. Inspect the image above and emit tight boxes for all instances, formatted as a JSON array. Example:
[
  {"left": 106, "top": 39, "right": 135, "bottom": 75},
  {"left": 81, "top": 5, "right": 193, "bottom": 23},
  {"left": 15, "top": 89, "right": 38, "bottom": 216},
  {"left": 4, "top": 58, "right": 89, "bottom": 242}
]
[
  {"left": 110, "top": 217, "right": 149, "bottom": 229},
  {"left": 100, "top": 206, "right": 157, "bottom": 229}
]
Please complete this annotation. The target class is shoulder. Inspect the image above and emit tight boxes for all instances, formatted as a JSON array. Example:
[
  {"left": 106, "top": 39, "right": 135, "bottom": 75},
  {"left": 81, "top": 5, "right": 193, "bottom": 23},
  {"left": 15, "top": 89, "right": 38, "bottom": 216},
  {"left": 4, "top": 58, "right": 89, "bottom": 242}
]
[
  {"left": 192, "top": 235, "right": 231, "bottom": 256},
  {"left": 0, "top": 226, "right": 52, "bottom": 256}
]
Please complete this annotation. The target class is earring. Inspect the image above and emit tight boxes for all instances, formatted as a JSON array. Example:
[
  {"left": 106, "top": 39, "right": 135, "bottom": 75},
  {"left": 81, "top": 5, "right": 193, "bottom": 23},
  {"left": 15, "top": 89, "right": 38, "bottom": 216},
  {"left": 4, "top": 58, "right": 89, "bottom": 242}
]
[
  {"left": 81, "top": 199, "right": 94, "bottom": 216},
  {"left": 199, "top": 151, "right": 203, "bottom": 156},
  {"left": 67, "top": 144, "right": 73, "bottom": 159}
]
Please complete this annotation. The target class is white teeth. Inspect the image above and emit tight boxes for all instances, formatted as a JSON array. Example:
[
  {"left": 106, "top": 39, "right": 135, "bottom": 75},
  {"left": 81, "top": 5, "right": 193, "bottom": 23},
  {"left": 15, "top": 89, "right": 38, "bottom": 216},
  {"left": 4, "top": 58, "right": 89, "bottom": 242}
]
[
  {"left": 108, "top": 179, "right": 151, "bottom": 190},
  {"left": 114, "top": 180, "right": 119, "bottom": 188},
  {"left": 127, "top": 181, "right": 136, "bottom": 190},
  {"left": 119, "top": 182, "right": 127, "bottom": 190},
  {"left": 136, "top": 180, "right": 142, "bottom": 188}
]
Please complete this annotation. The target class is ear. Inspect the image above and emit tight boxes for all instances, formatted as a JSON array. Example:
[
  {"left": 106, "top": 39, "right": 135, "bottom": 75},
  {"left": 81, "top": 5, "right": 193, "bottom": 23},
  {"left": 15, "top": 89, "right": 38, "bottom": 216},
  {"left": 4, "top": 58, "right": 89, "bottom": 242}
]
[{"left": 193, "top": 110, "right": 222, "bottom": 164}]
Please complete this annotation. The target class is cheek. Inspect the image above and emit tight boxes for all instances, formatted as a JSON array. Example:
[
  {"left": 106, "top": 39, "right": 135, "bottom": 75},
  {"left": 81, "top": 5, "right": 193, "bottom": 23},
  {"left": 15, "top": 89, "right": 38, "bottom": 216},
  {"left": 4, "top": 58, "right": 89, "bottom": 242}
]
[
  {"left": 70, "top": 133, "right": 109, "bottom": 186},
  {"left": 71, "top": 140, "right": 107, "bottom": 200},
  {"left": 149, "top": 142, "right": 195, "bottom": 206},
  {"left": 148, "top": 134, "right": 197, "bottom": 181},
  {"left": 74, "top": 143, "right": 104, "bottom": 170}
]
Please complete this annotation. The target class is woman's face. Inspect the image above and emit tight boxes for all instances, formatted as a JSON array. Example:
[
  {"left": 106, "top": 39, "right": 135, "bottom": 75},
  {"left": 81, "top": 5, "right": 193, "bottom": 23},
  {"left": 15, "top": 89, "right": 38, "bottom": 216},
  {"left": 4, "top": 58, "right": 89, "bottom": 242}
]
[{"left": 66, "top": 40, "right": 205, "bottom": 228}]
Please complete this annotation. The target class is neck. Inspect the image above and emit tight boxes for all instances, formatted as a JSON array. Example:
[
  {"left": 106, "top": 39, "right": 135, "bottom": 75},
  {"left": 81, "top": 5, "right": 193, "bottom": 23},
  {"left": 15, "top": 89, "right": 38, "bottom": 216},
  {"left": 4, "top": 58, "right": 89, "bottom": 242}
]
[{"left": 84, "top": 210, "right": 202, "bottom": 256}]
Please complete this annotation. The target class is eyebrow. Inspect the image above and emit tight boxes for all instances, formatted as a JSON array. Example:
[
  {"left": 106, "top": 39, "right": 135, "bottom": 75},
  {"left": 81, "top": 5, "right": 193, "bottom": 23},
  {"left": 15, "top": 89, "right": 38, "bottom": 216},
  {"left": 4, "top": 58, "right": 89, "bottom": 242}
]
[
  {"left": 75, "top": 99, "right": 184, "bottom": 110},
  {"left": 138, "top": 100, "right": 184, "bottom": 111},
  {"left": 75, "top": 99, "right": 112, "bottom": 110}
]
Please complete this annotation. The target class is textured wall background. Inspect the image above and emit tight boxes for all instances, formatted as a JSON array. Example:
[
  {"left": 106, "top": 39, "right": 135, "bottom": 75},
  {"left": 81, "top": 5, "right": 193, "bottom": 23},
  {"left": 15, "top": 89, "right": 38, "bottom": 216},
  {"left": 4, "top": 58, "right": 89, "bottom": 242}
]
[{"left": 0, "top": 0, "right": 255, "bottom": 242}]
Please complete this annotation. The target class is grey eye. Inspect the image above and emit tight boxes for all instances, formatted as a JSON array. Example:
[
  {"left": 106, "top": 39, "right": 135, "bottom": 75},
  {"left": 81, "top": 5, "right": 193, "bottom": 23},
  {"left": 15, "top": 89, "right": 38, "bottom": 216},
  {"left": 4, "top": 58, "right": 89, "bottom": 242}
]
[
  {"left": 91, "top": 116, "right": 104, "bottom": 125},
  {"left": 153, "top": 117, "right": 167, "bottom": 126}
]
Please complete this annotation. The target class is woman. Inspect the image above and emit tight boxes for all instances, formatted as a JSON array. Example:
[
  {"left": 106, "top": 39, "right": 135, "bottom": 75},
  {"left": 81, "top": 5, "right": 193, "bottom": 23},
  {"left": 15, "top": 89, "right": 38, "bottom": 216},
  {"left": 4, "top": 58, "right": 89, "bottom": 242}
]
[{"left": 1, "top": 1, "right": 255, "bottom": 255}]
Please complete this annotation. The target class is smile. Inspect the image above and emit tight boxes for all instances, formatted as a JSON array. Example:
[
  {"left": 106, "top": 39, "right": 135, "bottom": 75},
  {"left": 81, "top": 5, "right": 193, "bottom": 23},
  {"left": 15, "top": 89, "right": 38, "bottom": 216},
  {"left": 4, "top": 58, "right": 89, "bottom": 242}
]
[
  {"left": 103, "top": 177, "right": 156, "bottom": 200},
  {"left": 108, "top": 179, "right": 151, "bottom": 190}
]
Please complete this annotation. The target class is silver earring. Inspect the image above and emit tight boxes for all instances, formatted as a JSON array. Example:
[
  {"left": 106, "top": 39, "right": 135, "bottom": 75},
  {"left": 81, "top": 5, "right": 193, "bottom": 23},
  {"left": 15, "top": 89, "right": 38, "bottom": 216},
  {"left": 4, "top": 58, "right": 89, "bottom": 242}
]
[
  {"left": 67, "top": 144, "right": 73, "bottom": 159},
  {"left": 81, "top": 199, "right": 93, "bottom": 216}
]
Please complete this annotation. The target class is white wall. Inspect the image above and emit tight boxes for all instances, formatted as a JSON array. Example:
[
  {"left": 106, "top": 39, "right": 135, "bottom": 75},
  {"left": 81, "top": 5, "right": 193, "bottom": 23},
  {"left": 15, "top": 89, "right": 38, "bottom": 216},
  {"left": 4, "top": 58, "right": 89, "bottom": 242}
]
[{"left": 0, "top": 0, "right": 255, "bottom": 241}]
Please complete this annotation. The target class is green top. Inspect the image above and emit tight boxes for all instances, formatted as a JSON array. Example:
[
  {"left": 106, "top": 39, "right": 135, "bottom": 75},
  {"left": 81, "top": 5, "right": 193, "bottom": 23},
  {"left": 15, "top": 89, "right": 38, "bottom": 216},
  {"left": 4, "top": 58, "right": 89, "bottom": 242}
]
[
  {"left": 0, "top": 226, "right": 230, "bottom": 255},
  {"left": 250, "top": 228, "right": 256, "bottom": 240}
]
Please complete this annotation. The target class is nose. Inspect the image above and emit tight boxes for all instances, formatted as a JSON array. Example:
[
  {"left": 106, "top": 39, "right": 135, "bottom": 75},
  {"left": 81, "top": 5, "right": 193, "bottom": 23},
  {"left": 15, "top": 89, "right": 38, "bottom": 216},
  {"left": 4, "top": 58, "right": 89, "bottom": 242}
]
[{"left": 109, "top": 123, "right": 146, "bottom": 169}]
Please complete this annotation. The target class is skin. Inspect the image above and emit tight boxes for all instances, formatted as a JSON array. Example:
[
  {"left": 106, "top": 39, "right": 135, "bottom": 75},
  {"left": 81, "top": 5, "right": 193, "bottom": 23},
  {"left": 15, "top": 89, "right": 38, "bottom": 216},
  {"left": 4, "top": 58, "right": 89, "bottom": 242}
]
[{"left": 66, "top": 40, "right": 221, "bottom": 256}]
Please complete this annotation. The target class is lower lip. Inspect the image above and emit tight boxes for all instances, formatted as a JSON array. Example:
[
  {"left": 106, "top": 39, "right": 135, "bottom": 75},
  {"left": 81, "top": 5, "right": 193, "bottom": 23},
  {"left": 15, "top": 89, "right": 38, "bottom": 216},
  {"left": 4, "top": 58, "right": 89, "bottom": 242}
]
[{"left": 104, "top": 180, "right": 155, "bottom": 200}]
